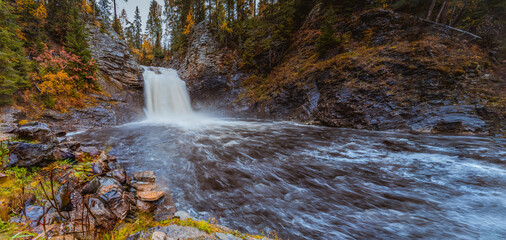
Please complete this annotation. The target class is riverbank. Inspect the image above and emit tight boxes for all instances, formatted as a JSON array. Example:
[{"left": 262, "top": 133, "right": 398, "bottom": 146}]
[{"left": 0, "top": 122, "right": 274, "bottom": 240}]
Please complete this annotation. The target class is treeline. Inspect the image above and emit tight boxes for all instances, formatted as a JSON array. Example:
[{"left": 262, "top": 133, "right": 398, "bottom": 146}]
[
  {"left": 0, "top": 0, "right": 98, "bottom": 109},
  {"left": 110, "top": 0, "right": 503, "bottom": 68}
]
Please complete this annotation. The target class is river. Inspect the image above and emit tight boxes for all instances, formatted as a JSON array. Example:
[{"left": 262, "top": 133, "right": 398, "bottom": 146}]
[{"left": 75, "top": 67, "right": 505, "bottom": 239}]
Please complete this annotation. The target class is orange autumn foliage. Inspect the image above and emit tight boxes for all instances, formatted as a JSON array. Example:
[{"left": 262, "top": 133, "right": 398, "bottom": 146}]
[{"left": 32, "top": 45, "right": 98, "bottom": 111}]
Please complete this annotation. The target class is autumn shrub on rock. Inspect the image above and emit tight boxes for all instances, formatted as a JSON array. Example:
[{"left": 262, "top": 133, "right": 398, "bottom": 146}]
[{"left": 33, "top": 45, "right": 98, "bottom": 111}]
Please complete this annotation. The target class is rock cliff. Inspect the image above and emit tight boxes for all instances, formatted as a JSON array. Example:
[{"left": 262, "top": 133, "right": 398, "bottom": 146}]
[
  {"left": 166, "top": 22, "right": 247, "bottom": 116},
  {"left": 170, "top": 5, "right": 505, "bottom": 136}
]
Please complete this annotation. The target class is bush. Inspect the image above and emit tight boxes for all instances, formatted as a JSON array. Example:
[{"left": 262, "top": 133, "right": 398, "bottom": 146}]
[{"left": 316, "top": 9, "right": 340, "bottom": 55}]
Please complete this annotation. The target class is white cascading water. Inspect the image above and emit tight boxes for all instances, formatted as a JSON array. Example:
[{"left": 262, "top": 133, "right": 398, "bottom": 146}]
[{"left": 143, "top": 66, "right": 193, "bottom": 121}]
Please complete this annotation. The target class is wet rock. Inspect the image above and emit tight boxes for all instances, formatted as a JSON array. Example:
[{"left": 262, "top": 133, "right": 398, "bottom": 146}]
[
  {"left": 133, "top": 171, "right": 156, "bottom": 182},
  {"left": 106, "top": 168, "right": 127, "bottom": 184},
  {"left": 149, "top": 225, "right": 212, "bottom": 240},
  {"left": 52, "top": 147, "right": 75, "bottom": 161},
  {"left": 136, "top": 200, "right": 156, "bottom": 213},
  {"left": 8, "top": 142, "right": 54, "bottom": 167},
  {"left": 41, "top": 212, "right": 61, "bottom": 225},
  {"left": 79, "top": 146, "right": 100, "bottom": 156},
  {"left": 154, "top": 190, "right": 176, "bottom": 221},
  {"left": 174, "top": 211, "right": 194, "bottom": 221},
  {"left": 55, "top": 183, "right": 72, "bottom": 211},
  {"left": 99, "top": 177, "right": 122, "bottom": 188},
  {"left": 15, "top": 122, "right": 55, "bottom": 143},
  {"left": 88, "top": 197, "right": 117, "bottom": 230},
  {"left": 97, "top": 185, "right": 130, "bottom": 220},
  {"left": 137, "top": 191, "right": 164, "bottom": 202},
  {"left": 25, "top": 205, "right": 44, "bottom": 226},
  {"left": 216, "top": 233, "right": 242, "bottom": 240},
  {"left": 92, "top": 161, "right": 110, "bottom": 175},
  {"left": 58, "top": 141, "right": 81, "bottom": 151},
  {"left": 88, "top": 25, "right": 142, "bottom": 88},
  {"left": 81, "top": 178, "right": 101, "bottom": 195},
  {"left": 133, "top": 182, "right": 157, "bottom": 192},
  {"left": 151, "top": 231, "right": 168, "bottom": 240}
]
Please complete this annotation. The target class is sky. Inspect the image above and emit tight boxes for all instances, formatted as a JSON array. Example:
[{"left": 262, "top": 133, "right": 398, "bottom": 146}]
[{"left": 117, "top": 0, "right": 164, "bottom": 29}]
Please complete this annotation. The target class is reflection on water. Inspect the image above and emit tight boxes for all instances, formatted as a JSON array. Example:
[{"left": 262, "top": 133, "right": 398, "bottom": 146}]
[{"left": 75, "top": 119, "right": 506, "bottom": 240}]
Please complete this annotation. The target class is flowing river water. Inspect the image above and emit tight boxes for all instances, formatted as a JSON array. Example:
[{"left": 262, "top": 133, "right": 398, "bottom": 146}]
[{"left": 74, "top": 67, "right": 506, "bottom": 239}]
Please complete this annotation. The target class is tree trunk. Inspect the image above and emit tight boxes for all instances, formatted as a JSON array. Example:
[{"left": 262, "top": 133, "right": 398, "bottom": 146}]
[
  {"left": 254, "top": 0, "right": 257, "bottom": 16},
  {"left": 453, "top": 0, "right": 469, "bottom": 26},
  {"left": 440, "top": 0, "right": 450, "bottom": 25},
  {"left": 435, "top": 0, "right": 447, "bottom": 23},
  {"left": 426, "top": 0, "right": 437, "bottom": 20},
  {"left": 113, "top": 0, "right": 117, "bottom": 20}
]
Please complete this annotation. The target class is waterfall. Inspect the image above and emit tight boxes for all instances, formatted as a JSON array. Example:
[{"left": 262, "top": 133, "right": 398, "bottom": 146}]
[{"left": 143, "top": 67, "right": 193, "bottom": 120}]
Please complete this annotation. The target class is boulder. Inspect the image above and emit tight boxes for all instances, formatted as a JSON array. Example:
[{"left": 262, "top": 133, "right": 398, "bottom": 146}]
[
  {"left": 58, "top": 141, "right": 81, "bottom": 151},
  {"left": 137, "top": 191, "right": 164, "bottom": 202},
  {"left": 99, "top": 177, "right": 122, "bottom": 188},
  {"left": 88, "top": 197, "right": 117, "bottom": 230},
  {"left": 25, "top": 205, "right": 44, "bottom": 227},
  {"left": 216, "top": 233, "right": 242, "bottom": 240},
  {"left": 173, "top": 211, "right": 194, "bottom": 221},
  {"left": 81, "top": 178, "right": 101, "bottom": 195},
  {"left": 136, "top": 200, "right": 156, "bottom": 213},
  {"left": 133, "top": 171, "right": 156, "bottom": 182},
  {"left": 97, "top": 185, "right": 130, "bottom": 220},
  {"left": 152, "top": 231, "right": 168, "bottom": 240},
  {"left": 15, "top": 122, "right": 55, "bottom": 143},
  {"left": 106, "top": 169, "right": 127, "bottom": 184},
  {"left": 52, "top": 147, "right": 75, "bottom": 161},
  {"left": 133, "top": 182, "right": 157, "bottom": 192},
  {"left": 55, "top": 183, "right": 72, "bottom": 211},
  {"left": 79, "top": 146, "right": 100, "bottom": 156},
  {"left": 8, "top": 142, "right": 54, "bottom": 167}
]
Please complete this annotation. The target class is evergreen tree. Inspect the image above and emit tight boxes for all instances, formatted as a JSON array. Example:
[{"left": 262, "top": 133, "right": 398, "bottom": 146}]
[
  {"left": 0, "top": 0, "right": 29, "bottom": 105},
  {"left": 316, "top": 8, "right": 339, "bottom": 55},
  {"left": 65, "top": 6, "right": 92, "bottom": 63},
  {"left": 99, "top": 0, "right": 112, "bottom": 22},
  {"left": 46, "top": 0, "right": 74, "bottom": 43},
  {"left": 133, "top": 6, "right": 142, "bottom": 49},
  {"left": 146, "top": 0, "right": 163, "bottom": 57}
]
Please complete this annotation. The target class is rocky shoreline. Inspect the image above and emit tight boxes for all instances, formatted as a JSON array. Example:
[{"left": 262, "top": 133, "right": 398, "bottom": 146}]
[{"left": 0, "top": 122, "right": 272, "bottom": 240}]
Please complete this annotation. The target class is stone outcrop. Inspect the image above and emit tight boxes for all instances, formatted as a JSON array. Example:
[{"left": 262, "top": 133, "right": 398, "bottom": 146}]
[
  {"left": 88, "top": 26, "right": 142, "bottom": 89},
  {"left": 167, "top": 22, "right": 247, "bottom": 116},
  {"left": 169, "top": 6, "right": 505, "bottom": 136}
]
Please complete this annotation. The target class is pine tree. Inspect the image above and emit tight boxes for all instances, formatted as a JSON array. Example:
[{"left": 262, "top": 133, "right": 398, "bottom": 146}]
[
  {"left": 133, "top": 6, "right": 142, "bottom": 49},
  {"left": 65, "top": 6, "right": 92, "bottom": 62},
  {"left": 0, "top": 0, "right": 29, "bottom": 105},
  {"left": 146, "top": 0, "right": 163, "bottom": 57},
  {"left": 316, "top": 8, "right": 339, "bottom": 55},
  {"left": 99, "top": 0, "right": 112, "bottom": 22}
]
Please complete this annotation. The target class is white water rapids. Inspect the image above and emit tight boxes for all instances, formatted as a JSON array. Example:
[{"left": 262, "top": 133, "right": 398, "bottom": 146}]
[
  {"left": 73, "top": 66, "right": 506, "bottom": 240},
  {"left": 143, "top": 67, "right": 193, "bottom": 120}
]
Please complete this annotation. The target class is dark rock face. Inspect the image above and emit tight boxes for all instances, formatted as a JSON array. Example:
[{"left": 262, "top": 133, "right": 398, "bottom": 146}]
[
  {"left": 25, "top": 205, "right": 44, "bottom": 227},
  {"left": 88, "top": 26, "right": 142, "bottom": 89},
  {"left": 169, "top": 6, "right": 504, "bottom": 136},
  {"left": 8, "top": 142, "right": 54, "bottom": 167},
  {"left": 15, "top": 122, "right": 56, "bottom": 143},
  {"left": 167, "top": 22, "right": 247, "bottom": 117}
]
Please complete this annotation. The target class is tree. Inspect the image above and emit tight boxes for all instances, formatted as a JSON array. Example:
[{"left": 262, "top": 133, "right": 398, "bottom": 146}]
[
  {"left": 183, "top": 7, "right": 195, "bottom": 35},
  {"left": 0, "top": 0, "right": 30, "bottom": 105},
  {"left": 146, "top": 0, "right": 163, "bottom": 57},
  {"left": 316, "top": 8, "right": 339, "bottom": 55},
  {"left": 133, "top": 6, "right": 142, "bottom": 48},
  {"left": 98, "top": 0, "right": 112, "bottom": 22},
  {"left": 65, "top": 6, "right": 92, "bottom": 63}
]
